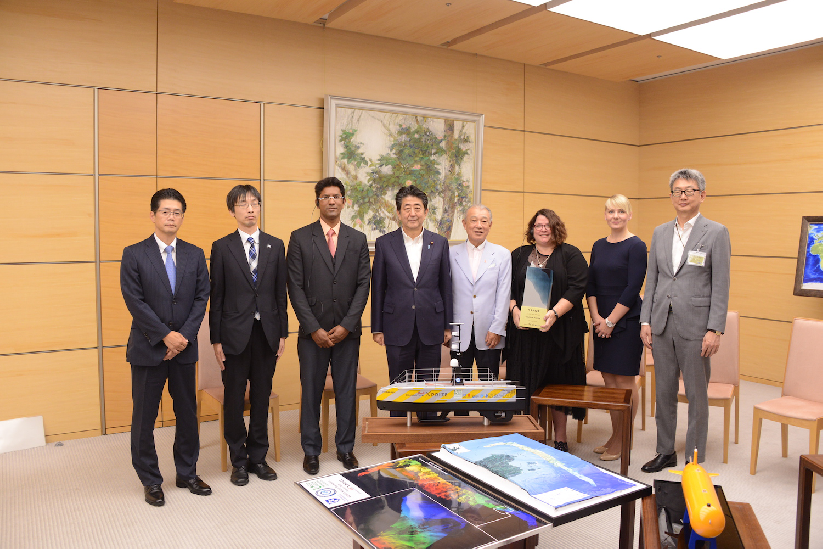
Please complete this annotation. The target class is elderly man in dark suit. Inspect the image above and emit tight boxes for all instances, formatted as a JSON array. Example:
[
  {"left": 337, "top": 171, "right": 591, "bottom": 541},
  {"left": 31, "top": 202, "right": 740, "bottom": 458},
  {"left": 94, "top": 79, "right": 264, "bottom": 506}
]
[
  {"left": 371, "top": 185, "right": 453, "bottom": 418},
  {"left": 640, "top": 169, "right": 731, "bottom": 472},
  {"left": 287, "top": 177, "right": 371, "bottom": 475},
  {"left": 120, "top": 188, "right": 211, "bottom": 507},
  {"left": 210, "top": 185, "right": 288, "bottom": 486}
]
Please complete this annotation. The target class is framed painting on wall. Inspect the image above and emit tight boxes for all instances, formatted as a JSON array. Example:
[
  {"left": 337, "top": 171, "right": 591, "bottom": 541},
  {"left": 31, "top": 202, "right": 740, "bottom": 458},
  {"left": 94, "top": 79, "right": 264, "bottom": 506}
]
[
  {"left": 793, "top": 216, "right": 823, "bottom": 297},
  {"left": 323, "top": 95, "right": 484, "bottom": 248}
]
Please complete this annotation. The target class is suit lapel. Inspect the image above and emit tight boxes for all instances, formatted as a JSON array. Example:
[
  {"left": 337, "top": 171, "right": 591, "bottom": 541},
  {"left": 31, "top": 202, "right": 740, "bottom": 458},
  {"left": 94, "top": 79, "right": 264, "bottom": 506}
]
[
  {"left": 312, "top": 221, "right": 335, "bottom": 274},
  {"left": 256, "top": 232, "right": 269, "bottom": 282},
  {"left": 228, "top": 231, "right": 255, "bottom": 288},
  {"left": 145, "top": 236, "right": 173, "bottom": 295},
  {"left": 416, "top": 229, "right": 433, "bottom": 282},
  {"left": 389, "top": 229, "right": 415, "bottom": 283},
  {"left": 453, "top": 243, "right": 472, "bottom": 283},
  {"left": 475, "top": 243, "right": 494, "bottom": 281},
  {"left": 333, "top": 225, "right": 350, "bottom": 275},
  {"left": 661, "top": 222, "right": 675, "bottom": 276},
  {"left": 174, "top": 241, "right": 188, "bottom": 295},
  {"left": 676, "top": 216, "right": 709, "bottom": 274}
]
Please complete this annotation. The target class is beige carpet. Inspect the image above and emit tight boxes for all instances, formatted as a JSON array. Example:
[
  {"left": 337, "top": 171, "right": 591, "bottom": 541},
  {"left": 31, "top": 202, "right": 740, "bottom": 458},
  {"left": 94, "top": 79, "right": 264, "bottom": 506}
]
[{"left": 1, "top": 380, "right": 819, "bottom": 548}]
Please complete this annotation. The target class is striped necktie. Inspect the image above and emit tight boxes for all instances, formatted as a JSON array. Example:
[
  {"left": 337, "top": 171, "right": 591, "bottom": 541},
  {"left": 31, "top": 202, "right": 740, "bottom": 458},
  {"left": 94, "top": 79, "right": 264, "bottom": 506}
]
[{"left": 248, "top": 237, "right": 257, "bottom": 285}]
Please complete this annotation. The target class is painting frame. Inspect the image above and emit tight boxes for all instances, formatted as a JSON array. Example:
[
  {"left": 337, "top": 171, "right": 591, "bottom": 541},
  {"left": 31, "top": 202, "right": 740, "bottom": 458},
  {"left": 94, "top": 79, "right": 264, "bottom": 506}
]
[
  {"left": 323, "top": 95, "right": 484, "bottom": 249},
  {"left": 793, "top": 215, "right": 823, "bottom": 297}
]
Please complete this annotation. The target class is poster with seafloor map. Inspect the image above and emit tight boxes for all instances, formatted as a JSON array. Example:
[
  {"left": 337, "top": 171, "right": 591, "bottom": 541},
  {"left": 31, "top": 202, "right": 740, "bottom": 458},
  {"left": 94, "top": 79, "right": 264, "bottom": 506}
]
[
  {"left": 793, "top": 217, "right": 823, "bottom": 297},
  {"left": 299, "top": 456, "right": 546, "bottom": 549},
  {"left": 442, "top": 433, "right": 634, "bottom": 507}
]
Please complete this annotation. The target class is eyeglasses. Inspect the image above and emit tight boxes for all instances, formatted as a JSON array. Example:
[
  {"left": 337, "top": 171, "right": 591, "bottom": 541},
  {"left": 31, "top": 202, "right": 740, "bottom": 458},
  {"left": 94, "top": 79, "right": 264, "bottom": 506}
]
[
  {"left": 533, "top": 224, "right": 551, "bottom": 230},
  {"left": 671, "top": 188, "right": 700, "bottom": 197},
  {"left": 318, "top": 195, "right": 344, "bottom": 202},
  {"left": 156, "top": 209, "right": 183, "bottom": 218},
  {"left": 235, "top": 201, "right": 260, "bottom": 209}
]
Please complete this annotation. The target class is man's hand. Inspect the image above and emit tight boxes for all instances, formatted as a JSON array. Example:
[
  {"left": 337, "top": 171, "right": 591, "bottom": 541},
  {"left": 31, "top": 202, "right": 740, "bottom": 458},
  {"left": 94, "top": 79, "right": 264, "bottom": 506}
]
[
  {"left": 311, "top": 328, "right": 334, "bottom": 348},
  {"left": 328, "top": 326, "right": 350, "bottom": 345},
  {"left": 212, "top": 343, "right": 226, "bottom": 371},
  {"left": 372, "top": 333, "right": 384, "bottom": 346},
  {"left": 277, "top": 337, "right": 286, "bottom": 358},
  {"left": 701, "top": 331, "right": 721, "bottom": 357},
  {"left": 163, "top": 348, "right": 179, "bottom": 361},
  {"left": 640, "top": 325, "right": 653, "bottom": 350},
  {"left": 443, "top": 329, "right": 452, "bottom": 347},
  {"left": 163, "top": 331, "right": 188, "bottom": 352},
  {"left": 485, "top": 332, "right": 501, "bottom": 348}
]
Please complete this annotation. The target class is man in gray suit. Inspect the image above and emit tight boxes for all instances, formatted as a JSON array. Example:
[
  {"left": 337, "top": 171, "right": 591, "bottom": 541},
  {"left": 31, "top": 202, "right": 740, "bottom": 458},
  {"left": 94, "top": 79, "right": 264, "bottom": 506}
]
[
  {"left": 287, "top": 177, "right": 371, "bottom": 475},
  {"left": 120, "top": 188, "right": 211, "bottom": 506},
  {"left": 640, "top": 169, "right": 731, "bottom": 472}
]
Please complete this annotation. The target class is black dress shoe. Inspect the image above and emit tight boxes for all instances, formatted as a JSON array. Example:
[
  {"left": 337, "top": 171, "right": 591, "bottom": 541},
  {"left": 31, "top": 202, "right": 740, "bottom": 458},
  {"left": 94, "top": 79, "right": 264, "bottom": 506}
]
[
  {"left": 641, "top": 453, "right": 677, "bottom": 473},
  {"left": 250, "top": 461, "right": 277, "bottom": 481},
  {"left": 144, "top": 484, "right": 165, "bottom": 507},
  {"left": 336, "top": 451, "right": 359, "bottom": 470},
  {"left": 303, "top": 455, "right": 320, "bottom": 475},
  {"left": 175, "top": 475, "right": 212, "bottom": 496},
  {"left": 230, "top": 466, "right": 249, "bottom": 486}
]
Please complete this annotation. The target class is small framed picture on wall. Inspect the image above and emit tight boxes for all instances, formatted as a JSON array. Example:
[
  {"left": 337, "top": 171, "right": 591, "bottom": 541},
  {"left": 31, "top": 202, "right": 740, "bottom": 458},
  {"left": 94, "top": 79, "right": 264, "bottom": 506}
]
[{"left": 793, "top": 216, "right": 823, "bottom": 297}]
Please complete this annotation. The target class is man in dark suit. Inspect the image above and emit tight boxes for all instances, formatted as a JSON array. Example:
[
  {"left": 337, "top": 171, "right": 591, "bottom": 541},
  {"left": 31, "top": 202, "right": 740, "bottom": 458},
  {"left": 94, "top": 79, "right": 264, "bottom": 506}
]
[
  {"left": 209, "top": 185, "right": 288, "bottom": 486},
  {"left": 640, "top": 169, "right": 731, "bottom": 472},
  {"left": 120, "top": 188, "right": 211, "bottom": 507},
  {"left": 371, "top": 185, "right": 453, "bottom": 418},
  {"left": 287, "top": 177, "right": 371, "bottom": 475}
]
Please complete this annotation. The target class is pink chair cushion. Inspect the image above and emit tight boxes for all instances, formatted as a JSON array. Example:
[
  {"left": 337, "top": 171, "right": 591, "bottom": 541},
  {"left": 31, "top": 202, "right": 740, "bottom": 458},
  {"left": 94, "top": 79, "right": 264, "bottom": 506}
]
[
  {"left": 783, "top": 318, "right": 823, "bottom": 403},
  {"left": 323, "top": 374, "right": 376, "bottom": 392},
  {"left": 709, "top": 311, "right": 740, "bottom": 386},
  {"left": 677, "top": 380, "right": 735, "bottom": 400},
  {"left": 755, "top": 395, "right": 823, "bottom": 421}
]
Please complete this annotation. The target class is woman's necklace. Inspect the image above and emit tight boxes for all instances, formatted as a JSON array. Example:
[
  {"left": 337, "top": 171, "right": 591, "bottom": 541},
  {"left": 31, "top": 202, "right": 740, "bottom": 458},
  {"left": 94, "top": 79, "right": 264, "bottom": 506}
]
[{"left": 533, "top": 245, "right": 554, "bottom": 268}]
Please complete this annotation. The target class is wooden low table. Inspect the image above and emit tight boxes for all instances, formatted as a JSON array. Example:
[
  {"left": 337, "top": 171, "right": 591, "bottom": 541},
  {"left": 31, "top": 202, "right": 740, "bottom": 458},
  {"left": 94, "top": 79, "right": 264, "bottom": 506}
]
[
  {"left": 796, "top": 454, "right": 823, "bottom": 549},
  {"left": 362, "top": 415, "right": 544, "bottom": 459},
  {"left": 530, "top": 385, "right": 635, "bottom": 548}
]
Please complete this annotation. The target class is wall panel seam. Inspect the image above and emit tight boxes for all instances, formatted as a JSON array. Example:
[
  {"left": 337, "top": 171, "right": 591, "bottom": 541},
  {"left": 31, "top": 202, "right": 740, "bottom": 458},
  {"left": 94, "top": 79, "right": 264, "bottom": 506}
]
[
  {"left": 0, "top": 347, "right": 99, "bottom": 357},
  {"left": 640, "top": 122, "right": 823, "bottom": 147},
  {"left": 488, "top": 125, "right": 639, "bottom": 147}
]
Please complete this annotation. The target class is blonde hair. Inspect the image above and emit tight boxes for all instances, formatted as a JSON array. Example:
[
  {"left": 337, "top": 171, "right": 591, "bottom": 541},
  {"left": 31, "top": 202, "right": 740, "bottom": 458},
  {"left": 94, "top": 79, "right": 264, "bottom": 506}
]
[{"left": 605, "top": 194, "right": 632, "bottom": 215}]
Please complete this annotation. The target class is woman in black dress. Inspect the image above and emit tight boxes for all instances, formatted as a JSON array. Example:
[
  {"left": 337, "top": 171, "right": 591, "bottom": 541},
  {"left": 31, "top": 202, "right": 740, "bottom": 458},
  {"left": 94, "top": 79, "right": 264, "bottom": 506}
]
[
  {"left": 586, "top": 194, "right": 647, "bottom": 461},
  {"left": 507, "top": 209, "right": 588, "bottom": 452}
]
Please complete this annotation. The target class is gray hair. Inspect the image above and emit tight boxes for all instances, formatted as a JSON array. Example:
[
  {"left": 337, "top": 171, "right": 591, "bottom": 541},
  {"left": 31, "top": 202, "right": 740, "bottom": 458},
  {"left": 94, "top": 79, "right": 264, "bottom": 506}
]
[
  {"left": 669, "top": 168, "right": 706, "bottom": 192},
  {"left": 463, "top": 203, "right": 492, "bottom": 222}
]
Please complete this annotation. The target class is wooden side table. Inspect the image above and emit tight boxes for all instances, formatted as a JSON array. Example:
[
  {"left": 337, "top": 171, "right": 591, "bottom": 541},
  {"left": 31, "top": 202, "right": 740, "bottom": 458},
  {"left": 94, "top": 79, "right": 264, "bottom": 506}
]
[
  {"left": 796, "top": 454, "right": 823, "bottom": 549},
  {"left": 362, "top": 415, "right": 544, "bottom": 459}
]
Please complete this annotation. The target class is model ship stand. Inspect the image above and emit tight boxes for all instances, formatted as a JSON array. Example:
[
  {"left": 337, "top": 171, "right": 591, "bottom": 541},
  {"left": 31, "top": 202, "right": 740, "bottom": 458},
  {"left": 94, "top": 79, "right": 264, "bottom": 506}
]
[{"left": 376, "top": 323, "right": 527, "bottom": 426}]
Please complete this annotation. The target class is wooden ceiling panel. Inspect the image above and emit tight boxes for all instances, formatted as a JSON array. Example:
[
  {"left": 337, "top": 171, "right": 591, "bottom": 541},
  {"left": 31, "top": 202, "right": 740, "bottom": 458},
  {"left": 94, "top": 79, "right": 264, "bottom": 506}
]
[
  {"left": 326, "top": 0, "right": 524, "bottom": 46},
  {"left": 451, "top": 11, "right": 635, "bottom": 66},
  {"left": 173, "top": 0, "right": 342, "bottom": 23},
  {"left": 547, "top": 38, "right": 718, "bottom": 82}
]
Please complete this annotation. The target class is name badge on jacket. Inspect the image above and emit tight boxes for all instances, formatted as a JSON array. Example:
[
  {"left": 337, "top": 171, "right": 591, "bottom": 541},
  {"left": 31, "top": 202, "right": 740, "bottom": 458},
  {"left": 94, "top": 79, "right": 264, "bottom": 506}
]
[{"left": 687, "top": 250, "right": 707, "bottom": 267}]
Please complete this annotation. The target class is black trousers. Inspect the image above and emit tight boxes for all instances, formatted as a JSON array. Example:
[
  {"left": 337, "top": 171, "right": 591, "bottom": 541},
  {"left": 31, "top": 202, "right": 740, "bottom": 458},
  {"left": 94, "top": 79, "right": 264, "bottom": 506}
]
[
  {"left": 450, "top": 328, "right": 502, "bottom": 416},
  {"left": 222, "top": 319, "right": 277, "bottom": 468},
  {"left": 298, "top": 335, "right": 360, "bottom": 455},
  {"left": 385, "top": 324, "right": 442, "bottom": 418},
  {"left": 131, "top": 358, "right": 198, "bottom": 486}
]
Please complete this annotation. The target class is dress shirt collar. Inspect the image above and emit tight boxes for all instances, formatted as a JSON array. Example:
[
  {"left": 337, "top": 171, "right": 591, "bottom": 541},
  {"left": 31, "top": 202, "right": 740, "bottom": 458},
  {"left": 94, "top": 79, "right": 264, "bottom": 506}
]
[
  {"left": 675, "top": 212, "right": 701, "bottom": 233},
  {"left": 319, "top": 218, "right": 340, "bottom": 236},
  {"left": 467, "top": 239, "right": 486, "bottom": 254},
  {"left": 238, "top": 227, "right": 260, "bottom": 243},
  {"left": 402, "top": 228, "right": 424, "bottom": 244},
  {"left": 153, "top": 234, "right": 177, "bottom": 253}
]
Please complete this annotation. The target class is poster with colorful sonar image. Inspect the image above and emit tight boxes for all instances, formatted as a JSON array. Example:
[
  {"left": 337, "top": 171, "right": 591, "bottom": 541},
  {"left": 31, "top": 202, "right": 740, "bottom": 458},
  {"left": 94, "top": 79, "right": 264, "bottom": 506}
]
[{"left": 326, "top": 457, "right": 545, "bottom": 548}]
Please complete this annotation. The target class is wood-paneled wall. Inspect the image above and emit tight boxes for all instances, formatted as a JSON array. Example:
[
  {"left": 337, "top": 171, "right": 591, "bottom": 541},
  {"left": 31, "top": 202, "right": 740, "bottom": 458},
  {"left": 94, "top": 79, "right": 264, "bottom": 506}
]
[
  {"left": 638, "top": 45, "right": 823, "bottom": 385},
  {"left": 8, "top": 0, "right": 817, "bottom": 442}
]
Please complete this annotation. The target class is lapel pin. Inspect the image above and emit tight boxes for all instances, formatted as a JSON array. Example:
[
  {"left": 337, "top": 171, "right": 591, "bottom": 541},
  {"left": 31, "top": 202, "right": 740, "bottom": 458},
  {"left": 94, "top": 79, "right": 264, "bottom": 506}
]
[{"left": 267, "top": 244, "right": 271, "bottom": 248}]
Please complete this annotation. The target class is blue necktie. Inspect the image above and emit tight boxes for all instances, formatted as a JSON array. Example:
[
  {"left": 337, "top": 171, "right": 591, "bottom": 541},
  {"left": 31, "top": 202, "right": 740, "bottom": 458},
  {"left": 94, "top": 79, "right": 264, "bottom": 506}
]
[
  {"left": 165, "top": 245, "right": 176, "bottom": 294},
  {"left": 248, "top": 237, "right": 258, "bottom": 286}
]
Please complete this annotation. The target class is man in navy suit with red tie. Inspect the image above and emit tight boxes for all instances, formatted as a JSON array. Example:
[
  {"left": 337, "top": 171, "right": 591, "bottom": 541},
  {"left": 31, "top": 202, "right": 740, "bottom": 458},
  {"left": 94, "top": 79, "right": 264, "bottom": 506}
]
[
  {"left": 371, "top": 185, "right": 453, "bottom": 417},
  {"left": 121, "top": 188, "right": 211, "bottom": 507}
]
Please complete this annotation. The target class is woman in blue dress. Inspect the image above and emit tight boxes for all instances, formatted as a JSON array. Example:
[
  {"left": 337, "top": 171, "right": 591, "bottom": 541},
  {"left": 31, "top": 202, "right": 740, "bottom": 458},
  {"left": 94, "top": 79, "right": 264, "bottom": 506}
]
[{"left": 586, "top": 194, "right": 647, "bottom": 461}]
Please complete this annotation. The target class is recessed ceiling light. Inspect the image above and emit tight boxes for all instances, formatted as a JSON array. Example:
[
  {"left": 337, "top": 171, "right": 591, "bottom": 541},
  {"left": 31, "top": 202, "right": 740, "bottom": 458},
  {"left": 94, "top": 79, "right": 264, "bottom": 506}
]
[
  {"left": 657, "top": 0, "right": 823, "bottom": 59},
  {"left": 549, "top": 0, "right": 765, "bottom": 35}
]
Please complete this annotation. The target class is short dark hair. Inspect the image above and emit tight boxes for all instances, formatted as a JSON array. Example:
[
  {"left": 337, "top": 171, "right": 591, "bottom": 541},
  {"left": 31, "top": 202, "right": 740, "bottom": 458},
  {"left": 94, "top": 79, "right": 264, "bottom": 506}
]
[
  {"left": 151, "top": 188, "right": 186, "bottom": 213},
  {"left": 226, "top": 185, "right": 262, "bottom": 211},
  {"left": 395, "top": 185, "right": 428, "bottom": 211},
  {"left": 314, "top": 177, "right": 346, "bottom": 199},
  {"left": 525, "top": 208, "right": 567, "bottom": 246}
]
